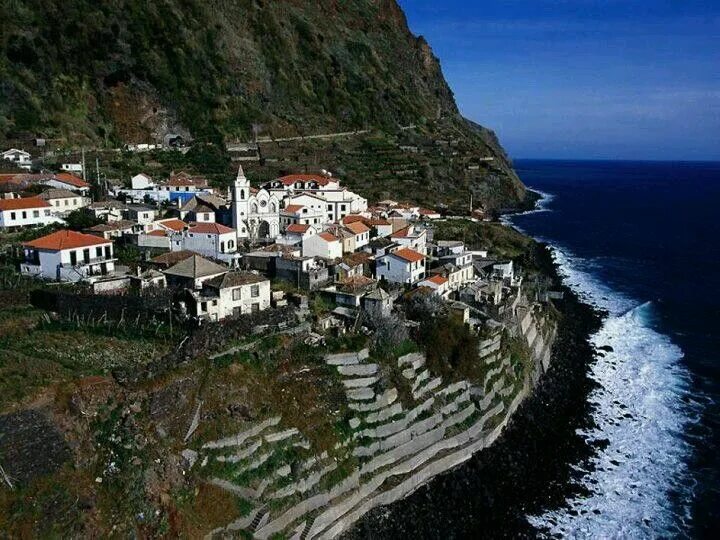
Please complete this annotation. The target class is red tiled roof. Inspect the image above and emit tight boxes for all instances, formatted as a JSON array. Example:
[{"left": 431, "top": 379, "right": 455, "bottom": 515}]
[
  {"left": 345, "top": 221, "right": 370, "bottom": 234},
  {"left": 188, "top": 222, "right": 235, "bottom": 234},
  {"left": 156, "top": 219, "right": 187, "bottom": 232},
  {"left": 23, "top": 230, "right": 109, "bottom": 250},
  {"left": 391, "top": 226, "right": 411, "bottom": 238},
  {"left": 425, "top": 275, "right": 448, "bottom": 286},
  {"left": 392, "top": 248, "right": 425, "bottom": 263},
  {"left": 147, "top": 229, "right": 167, "bottom": 237},
  {"left": 341, "top": 214, "right": 365, "bottom": 224},
  {"left": 277, "top": 174, "right": 334, "bottom": 186},
  {"left": 53, "top": 173, "right": 90, "bottom": 188},
  {"left": 282, "top": 204, "right": 305, "bottom": 213},
  {"left": 287, "top": 224, "right": 310, "bottom": 234},
  {"left": 0, "top": 197, "right": 50, "bottom": 211},
  {"left": 166, "top": 174, "right": 208, "bottom": 187},
  {"left": 318, "top": 232, "right": 339, "bottom": 242},
  {"left": 369, "top": 218, "right": 391, "bottom": 226},
  {"left": 418, "top": 208, "right": 439, "bottom": 215}
]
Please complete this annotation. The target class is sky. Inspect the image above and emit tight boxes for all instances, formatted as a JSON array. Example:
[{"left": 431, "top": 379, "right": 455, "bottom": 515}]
[{"left": 398, "top": 0, "right": 720, "bottom": 160}]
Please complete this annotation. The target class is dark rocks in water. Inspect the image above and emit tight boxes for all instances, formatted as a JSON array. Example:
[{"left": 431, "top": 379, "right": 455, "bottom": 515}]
[
  {"left": 597, "top": 345, "right": 614, "bottom": 353},
  {"left": 0, "top": 409, "right": 70, "bottom": 486}
]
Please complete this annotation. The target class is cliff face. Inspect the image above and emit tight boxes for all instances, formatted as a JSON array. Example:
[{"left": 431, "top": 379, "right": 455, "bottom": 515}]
[
  {"left": 0, "top": 0, "right": 525, "bottom": 207},
  {"left": 1, "top": 0, "right": 456, "bottom": 142}
]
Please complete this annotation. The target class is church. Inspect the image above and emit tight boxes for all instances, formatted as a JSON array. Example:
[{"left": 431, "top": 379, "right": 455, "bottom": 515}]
[{"left": 231, "top": 166, "right": 281, "bottom": 242}]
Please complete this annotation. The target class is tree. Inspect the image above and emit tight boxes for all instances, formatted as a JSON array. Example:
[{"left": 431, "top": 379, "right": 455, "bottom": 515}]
[{"left": 63, "top": 209, "right": 101, "bottom": 231}]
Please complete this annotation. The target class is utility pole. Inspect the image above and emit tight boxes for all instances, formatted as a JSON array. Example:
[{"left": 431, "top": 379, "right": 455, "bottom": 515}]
[
  {"left": 81, "top": 148, "right": 87, "bottom": 181},
  {"left": 469, "top": 193, "right": 473, "bottom": 216}
]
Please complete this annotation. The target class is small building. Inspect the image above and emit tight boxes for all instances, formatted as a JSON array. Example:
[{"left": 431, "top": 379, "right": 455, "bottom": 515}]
[
  {"left": 124, "top": 205, "right": 157, "bottom": 225},
  {"left": 390, "top": 225, "right": 427, "bottom": 254},
  {"left": 190, "top": 271, "right": 271, "bottom": 321},
  {"left": 86, "top": 200, "right": 127, "bottom": 222},
  {"left": 42, "top": 173, "right": 91, "bottom": 195},
  {"left": 275, "top": 255, "right": 330, "bottom": 290},
  {"left": 1, "top": 148, "right": 32, "bottom": 170},
  {"left": 85, "top": 219, "right": 137, "bottom": 240},
  {"left": 417, "top": 275, "right": 450, "bottom": 298},
  {"left": 302, "top": 231, "right": 342, "bottom": 260},
  {"left": 149, "top": 249, "right": 198, "bottom": 270},
  {"left": 0, "top": 197, "right": 57, "bottom": 228},
  {"left": 344, "top": 220, "right": 371, "bottom": 250},
  {"left": 362, "top": 287, "right": 393, "bottom": 315},
  {"left": 325, "top": 275, "right": 377, "bottom": 308},
  {"left": 170, "top": 222, "right": 239, "bottom": 263},
  {"left": 279, "top": 223, "right": 317, "bottom": 245},
  {"left": 20, "top": 230, "right": 116, "bottom": 282},
  {"left": 131, "top": 173, "right": 155, "bottom": 190},
  {"left": 375, "top": 247, "right": 426, "bottom": 285},
  {"left": 39, "top": 188, "right": 91, "bottom": 216},
  {"left": 163, "top": 254, "right": 227, "bottom": 289}
]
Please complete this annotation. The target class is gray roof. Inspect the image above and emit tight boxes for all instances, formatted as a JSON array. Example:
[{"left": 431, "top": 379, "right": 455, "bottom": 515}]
[
  {"left": 164, "top": 255, "right": 227, "bottom": 279},
  {"left": 364, "top": 288, "right": 390, "bottom": 301},
  {"left": 38, "top": 188, "right": 78, "bottom": 200},
  {"left": 206, "top": 271, "right": 267, "bottom": 289}
]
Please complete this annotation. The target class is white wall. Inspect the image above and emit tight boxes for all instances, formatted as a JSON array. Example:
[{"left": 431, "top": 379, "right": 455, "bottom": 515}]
[
  {"left": 0, "top": 207, "right": 58, "bottom": 228},
  {"left": 303, "top": 234, "right": 342, "bottom": 259}
]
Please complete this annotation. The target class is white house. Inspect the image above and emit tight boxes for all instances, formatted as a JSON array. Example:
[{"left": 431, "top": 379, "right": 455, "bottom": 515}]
[
  {"left": 131, "top": 173, "right": 155, "bottom": 190},
  {"left": 20, "top": 230, "right": 116, "bottom": 282},
  {"left": 375, "top": 247, "right": 426, "bottom": 285},
  {"left": 42, "top": 173, "right": 91, "bottom": 195},
  {"left": 302, "top": 231, "right": 342, "bottom": 260},
  {"left": 191, "top": 271, "right": 271, "bottom": 321},
  {"left": 0, "top": 197, "right": 59, "bottom": 228},
  {"left": 2, "top": 149, "right": 32, "bottom": 170},
  {"left": 60, "top": 163, "right": 84, "bottom": 174},
  {"left": 280, "top": 203, "right": 324, "bottom": 228},
  {"left": 279, "top": 223, "right": 317, "bottom": 245},
  {"left": 86, "top": 200, "right": 127, "bottom": 222},
  {"left": 390, "top": 225, "right": 427, "bottom": 255},
  {"left": 170, "top": 222, "right": 239, "bottom": 263},
  {"left": 124, "top": 205, "right": 157, "bottom": 225},
  {"left": 38, "top": 188, "right": 90, "bottom": 216},
  {"left": 343, "top": 220, "right": 371, "bottom": 250},
  {"left": 418, "top": 275, "right": 450, "bottom": 298}
]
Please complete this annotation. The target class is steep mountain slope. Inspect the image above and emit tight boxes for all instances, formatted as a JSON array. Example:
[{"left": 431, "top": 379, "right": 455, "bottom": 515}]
[{"left": 0, "top": 0, "right": 526, "bottom": 207}]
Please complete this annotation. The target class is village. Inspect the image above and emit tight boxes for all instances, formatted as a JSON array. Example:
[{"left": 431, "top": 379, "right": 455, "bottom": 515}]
[
  {"left": 0, "top": 148, "right": 528, "bottom": 333},
  {"left": 0, "top": 149, "right": 561, "bottom": 537}
]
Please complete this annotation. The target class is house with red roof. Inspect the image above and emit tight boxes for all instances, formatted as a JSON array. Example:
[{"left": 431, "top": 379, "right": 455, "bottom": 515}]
[
  {"left": 390, "top": 224, "right": 427, "bottom": 254},
  {"left": 280, "top": 202, "right": 324, "bottom": 228},
  {"left": 375, "top": 247, "right": 426, "bottom": 285},
  {"left": 343, "top": 220, "right": 371, "bottom": 250},
  {"left": 42, "top": 173, "right": 91, "bottom": 195},
  {"left": 20, "top": 230, "right": 116, "bottom": 282},
  {"left": 0, "top": 197, "right": 60, "bottom": 228},
  {"left": 302, "top": 231, "right": 343, "bottom": 260},
  {"left": 170, "top": 221, "right": 239, "bottom": 263},
  {"left": 279, "top": 223, "right": 318, "bottom": 246},
  {"left": 418, "top": 274, "right": 450, "bottom": 298}
]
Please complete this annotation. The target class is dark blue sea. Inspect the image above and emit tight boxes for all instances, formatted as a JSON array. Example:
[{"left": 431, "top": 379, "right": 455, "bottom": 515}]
[{"left": 511, "top": 159, "right": 720, "bottom": 537}]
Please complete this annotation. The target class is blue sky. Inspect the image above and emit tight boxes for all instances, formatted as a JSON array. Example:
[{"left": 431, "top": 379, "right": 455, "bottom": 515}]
[{"left": 398, "top": 1, "right": 720, "bottom": 160}]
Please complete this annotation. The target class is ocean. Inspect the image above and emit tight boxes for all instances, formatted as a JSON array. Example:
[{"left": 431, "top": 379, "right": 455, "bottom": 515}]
[
  {"left": 513, "top": 159, "right": 720, "bottom": 537},
  {"left": 348, "top": 159, "right": 720, "bottom": 539}
]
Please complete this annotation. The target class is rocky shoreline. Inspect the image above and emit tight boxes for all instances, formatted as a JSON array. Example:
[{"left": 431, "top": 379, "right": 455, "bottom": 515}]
[{"left": 344, "top": 243, "right": 603, "bottom": 538}]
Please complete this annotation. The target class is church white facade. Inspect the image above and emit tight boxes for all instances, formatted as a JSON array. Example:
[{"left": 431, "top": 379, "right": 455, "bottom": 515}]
[{"left": 231, "top": 166, "right": 281, "bottom": 242}]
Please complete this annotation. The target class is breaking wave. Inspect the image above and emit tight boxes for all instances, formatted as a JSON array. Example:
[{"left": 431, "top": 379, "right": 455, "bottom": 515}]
[{"left": 526, "top": 245, "right": 696, "bottom": 537}]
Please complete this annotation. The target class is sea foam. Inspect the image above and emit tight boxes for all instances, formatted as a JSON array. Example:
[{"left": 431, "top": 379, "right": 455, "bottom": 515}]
[{"left": 525, "top": 244, "right": 696, "bottom": 538}]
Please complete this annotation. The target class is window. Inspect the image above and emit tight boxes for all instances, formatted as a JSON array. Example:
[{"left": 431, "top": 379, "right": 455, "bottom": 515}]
[
  {"left": 251, "top": 303, "right": 260, "bottom": 313},
  {"left": 232, "top": 288, "right": 242, "bottom": 301},
  {"left": 21, "top": 211, "right": 27, "bottom": 219},
  {"left": 73, "top": 199, "right": 78, "bottom": 205},
  {"left": 32, "top": 210, "right": 39, "bottom": 218},
  {"left": 327, "top": 204, "right": 332, "bottom": 211},
  {"left": 64, "top": 199, "right": 68, "bottom": 206},
  {"left": 341, "top": 204, "right": 347, "bottom": 211},
  {"left": 44, "top": 210, "right": 50, "bottom": 216},
  {"left": 212, "top": 300, "right": 217, "bottom": 306},
  {"left": 200, "top": 302, "right": 207, "bottom": 312},
  {"left": 96, "top": 247, "right": 102, "bottom": 257},
  {"left": 250, "top": 285, "right": 260, "bottom": 298},
  {"left": 9, "top": 212, "right": 15, "bottom": 220}
]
